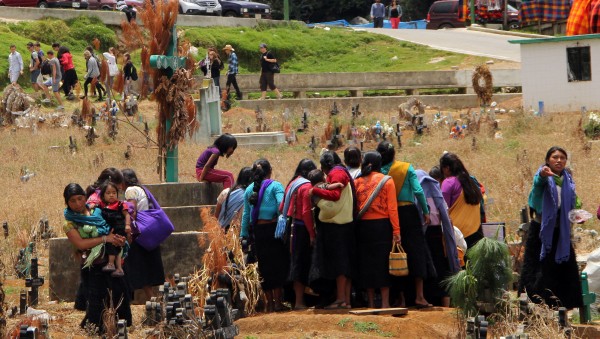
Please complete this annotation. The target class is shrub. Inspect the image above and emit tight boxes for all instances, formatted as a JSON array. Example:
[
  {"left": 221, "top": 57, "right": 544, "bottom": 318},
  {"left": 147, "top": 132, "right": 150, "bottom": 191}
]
[
  {"left": 8, "top": 18, "right": 70, "bottom": 45},
  {"left": 584, "top": 112, "right": 600, "bottom": 139},
  {"left": 70, "top": 24, "right": 117, "bottom": 51}
]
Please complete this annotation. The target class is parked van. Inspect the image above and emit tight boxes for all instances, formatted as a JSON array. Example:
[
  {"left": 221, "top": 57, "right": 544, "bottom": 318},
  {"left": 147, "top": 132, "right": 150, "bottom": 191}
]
[{"left": 426, "top": 0, "right": 520, "bottom": 30}]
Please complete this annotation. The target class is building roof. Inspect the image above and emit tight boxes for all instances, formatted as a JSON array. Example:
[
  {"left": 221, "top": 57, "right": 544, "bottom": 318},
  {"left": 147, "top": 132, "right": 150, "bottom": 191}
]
[{"left": 509, "top": 33, "right": 600, "bottom": 45}]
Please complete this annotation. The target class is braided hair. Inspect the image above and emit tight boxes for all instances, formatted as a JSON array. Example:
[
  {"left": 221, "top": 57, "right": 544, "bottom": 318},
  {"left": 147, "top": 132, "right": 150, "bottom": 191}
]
[
  {"left": 439, "top": 153, "right": 482, "bottom": 205},
  {"left": 287, "top": 158, "right": 316, "bottom": 187},
  {"left": 86, "top": 167, "right": 124, "bottom": 198},
  {"left": 223, "top": 167, "right": 253, "bottom": 215},
  {"left": 359, "top": 151, "right": 382, "bottom": 177},
  {"left": 248, "top": 159, "right": 272, "bottom": 206}
]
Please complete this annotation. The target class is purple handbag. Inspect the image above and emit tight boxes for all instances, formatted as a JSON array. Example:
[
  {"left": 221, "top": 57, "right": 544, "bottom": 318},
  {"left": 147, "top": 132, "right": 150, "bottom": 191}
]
[{"left": 133, "top": 186, "right": 175, "bottom": 251}]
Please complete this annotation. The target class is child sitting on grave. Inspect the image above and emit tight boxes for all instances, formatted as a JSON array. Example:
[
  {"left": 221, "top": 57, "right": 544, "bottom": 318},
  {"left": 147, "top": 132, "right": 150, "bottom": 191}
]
[
  {"left": 196, "top": 133, "right": 238, "bottom": 189},
  {"left": 98, "top": 180, "right": 131, "bottom": 277},
  {"left": 307, "top": 169, "right": 343, "bottom": 205}
]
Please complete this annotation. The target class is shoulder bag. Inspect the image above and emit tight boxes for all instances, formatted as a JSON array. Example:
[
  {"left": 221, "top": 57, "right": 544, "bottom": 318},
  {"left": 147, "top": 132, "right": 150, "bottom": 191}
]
[
  {"left": 357, "top": 175, "right": 391, "bottom": 219},
  {"left": 317, "top": 184, "right": 354, "bottom": 224},
  {"left": 133, "top": 186, "right": 175, "bottom": 251}
]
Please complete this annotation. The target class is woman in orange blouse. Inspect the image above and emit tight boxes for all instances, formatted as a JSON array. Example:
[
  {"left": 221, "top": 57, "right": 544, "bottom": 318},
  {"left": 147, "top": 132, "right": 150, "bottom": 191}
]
[{"left": 354, "top": 151, "right": 400, "bottom": 308}]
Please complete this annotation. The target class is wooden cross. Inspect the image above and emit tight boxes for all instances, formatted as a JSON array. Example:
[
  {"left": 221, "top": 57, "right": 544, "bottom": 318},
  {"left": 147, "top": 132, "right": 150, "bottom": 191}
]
[{"left": 149, "top": 25, "right": 187, "bottom": 182}]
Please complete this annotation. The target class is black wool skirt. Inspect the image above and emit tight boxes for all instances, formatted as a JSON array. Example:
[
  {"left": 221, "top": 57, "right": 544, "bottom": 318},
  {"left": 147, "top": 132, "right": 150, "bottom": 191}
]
[
  {"left": 398, "top": 204, "right": 437, "bottom": 280},
  {"left": 425, "top": 225, "right": 451, "bottom": 298},
  {"left": 124, "top": 242, "right": 166, "bottom": 290},
  {"left": 518, "top": 220, "right": 583, "bottom": 309},
  {"left": 288, "top": 221, "right": 312, "bottom": 285},
  {"left": 254, "top": 221, "right": 290, "bottom": 290},
  {"left": 312, "top": 220, "right": 356, "bottom": 280},
  {"left": 356, "top": 218, "right": 393, "bottom": 289}
]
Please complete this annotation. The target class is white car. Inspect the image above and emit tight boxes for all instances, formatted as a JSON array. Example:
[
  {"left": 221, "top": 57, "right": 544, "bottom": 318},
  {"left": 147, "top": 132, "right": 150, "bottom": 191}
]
[{"left": 179, "top": 0, "right": 221, "bottom": 15}]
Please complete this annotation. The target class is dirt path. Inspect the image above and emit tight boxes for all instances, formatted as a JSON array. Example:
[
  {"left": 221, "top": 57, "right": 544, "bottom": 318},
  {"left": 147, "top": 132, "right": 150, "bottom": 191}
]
[{"left": 237, "top": 308, "right": 458, "bottom": 338}]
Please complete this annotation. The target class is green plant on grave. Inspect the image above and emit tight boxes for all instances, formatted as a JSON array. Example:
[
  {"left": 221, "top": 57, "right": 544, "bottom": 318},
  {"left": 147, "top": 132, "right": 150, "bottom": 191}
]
[
  {"left": 584, "top": 112, "right": 600, "bottom": 139},
  {"left": 444, "top": 236, "right": 513, "bottom": 316}
]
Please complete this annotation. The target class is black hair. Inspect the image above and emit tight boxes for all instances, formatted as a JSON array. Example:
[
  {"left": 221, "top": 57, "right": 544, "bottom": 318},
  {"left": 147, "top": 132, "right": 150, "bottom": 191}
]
[
  {"left": 359, "top": 151, "right": 382, "bottom": 177},
  {"left": 344, "top": 146, "right": 362, "bottom": 169},
  {"left": 376, "top": 141, "right": 396, "bottom": 166},
  {"left": 545, "top": 146, "right": 568, "bottom": 164},
  {"left": 99, "top": 181, "right": 120, "bottom": 204},
  {"left": 248, "top": 159, "right": 272, "bottom": 206},
  {"left": 213, "top": 133, "right": 238, "bottom": 156},
  {"left": 288, "top": 159, "right": 317, "bottom": 186},
  {"left": 51, "top": 43, "right": 60, "bottom": 48},
  {"left": 223, "top": 167, "right": 253, "bottom": 219},
  {"left": 47, "top": 50, "right": 54, "bottom": 56},
  {"left": 319, "top": 151, "right": 342, "bottom": 173},
  {"left": 86, "top": 167, "right": 124, "bottom": 197},
  {"left": 63, "top": 183, "right": 86, "bottom": 205},
  {"left": 58, "top": 46, "right": 70, "bottom": 55},
  {"left": 439, "top": 153, "right": 482, "bottom": 205},
  {"left": 308, "top": 169, "right": 325, "bottom": 186},
  {"left": 122, "top": 168, "right": 140, "bottom": 187},
  {"left": 85, "top": 45, "right": 94, "bottom": 53},
  {"left": 429, "top": 165, "right": 443, "bottom": 182}
]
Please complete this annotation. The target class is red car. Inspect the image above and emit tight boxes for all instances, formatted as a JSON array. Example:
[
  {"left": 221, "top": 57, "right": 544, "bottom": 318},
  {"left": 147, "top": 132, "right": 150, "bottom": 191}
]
[
  {"left": 87, "top": 0, "right": 117, "bottom": 10},
  {"left": 0, "top": 0, "right": 88, "bottom": 9}
]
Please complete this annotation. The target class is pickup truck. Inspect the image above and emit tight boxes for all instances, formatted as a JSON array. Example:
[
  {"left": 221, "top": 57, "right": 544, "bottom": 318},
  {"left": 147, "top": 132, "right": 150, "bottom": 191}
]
[{"left": 219, "top": 0, "right": 271, "bottom": 19}]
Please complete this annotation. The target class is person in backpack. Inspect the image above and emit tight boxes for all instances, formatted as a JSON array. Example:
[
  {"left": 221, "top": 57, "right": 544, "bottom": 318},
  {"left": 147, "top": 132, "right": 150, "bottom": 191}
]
[
  {"left": 123, "top": 53, "right": 139, "bottom": 100},
  {"left": 81, "top": 50, "right": 105, "bottom": 102},
  {"left": 85, "top": 46, "right": 103, "bottom": 98},
  {"left": 27, "top": 42, "right": 44, "bottom": 95},
  {"left": 41, "top": 50, "right": 64, "bottom": 109},
  {"left": 258, "top": 43, "right": 283, "bottom": 100}
]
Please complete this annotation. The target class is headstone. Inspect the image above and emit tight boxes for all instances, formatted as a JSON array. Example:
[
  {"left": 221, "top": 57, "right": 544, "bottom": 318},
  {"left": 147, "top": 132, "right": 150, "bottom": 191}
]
[{"left": 190, "top": 78, "right": 221, "bottom": 145}]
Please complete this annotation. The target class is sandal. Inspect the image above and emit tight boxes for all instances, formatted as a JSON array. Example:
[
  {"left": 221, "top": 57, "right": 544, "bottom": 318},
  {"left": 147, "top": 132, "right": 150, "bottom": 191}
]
[
  {"left": 294, "top": 305, "right": 309, "bottom": 311},
  {"left": 325, "top": 301, "right": 350, "bottom": 310},
  {"left": 414, "top": 303, "right": 433, "bottom": 309}
]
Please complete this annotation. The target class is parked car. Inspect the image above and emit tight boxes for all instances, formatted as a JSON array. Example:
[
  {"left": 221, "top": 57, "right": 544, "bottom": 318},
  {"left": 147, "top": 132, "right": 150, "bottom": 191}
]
[
  {"left": 426, "top": 0, "right": 520, "bottom": 30},
  {"left": 219, "top": 0, "right": 271, "bottom": 18},
  {"left": 0, "top": 0, "right": 87, "bottom": 8},
  {"left": 86, "top": 0, "right": 116, "bottom": 10},
  {"left": 179, "top": 0, "right": 221, "bottom": 15}
]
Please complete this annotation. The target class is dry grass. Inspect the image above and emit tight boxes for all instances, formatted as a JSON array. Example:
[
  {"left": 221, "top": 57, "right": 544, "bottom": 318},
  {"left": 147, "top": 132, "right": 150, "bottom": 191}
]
[{"left": 1, "top": 94, "right": 600, "bottom": 335}]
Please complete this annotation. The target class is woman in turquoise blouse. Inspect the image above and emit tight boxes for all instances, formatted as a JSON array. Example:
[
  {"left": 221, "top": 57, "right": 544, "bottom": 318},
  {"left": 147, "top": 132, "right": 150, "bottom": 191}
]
[
  {"left": 377, "top": 141, "right": 436, "bottom": 309},
  {"left": 240, "top": 158, "right": 288, "bottom": 312}
]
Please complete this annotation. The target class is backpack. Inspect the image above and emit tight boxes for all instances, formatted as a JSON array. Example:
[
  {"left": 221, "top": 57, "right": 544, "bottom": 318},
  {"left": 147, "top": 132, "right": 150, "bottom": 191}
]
[
  {"left": 40, "top": 59, "right": 52, "bottom": 76},
  {"left": 131, "top": 64, "right": 138, "bottom": 81},
  {"left": 31, "top": 52, "right": 43, "bottom": 70}
]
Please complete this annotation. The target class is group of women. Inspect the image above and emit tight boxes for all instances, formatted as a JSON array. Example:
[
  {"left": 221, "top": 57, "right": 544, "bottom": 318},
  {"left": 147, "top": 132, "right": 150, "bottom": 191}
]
[
  {"left": 63, "top": 145, "right": 583, "bottom": 333},
  {"left": 63, "top": 168, "right": 164, "bottom": 333},
  {"left": 215, "top": 141, "right": 498, "bottom": 311}
]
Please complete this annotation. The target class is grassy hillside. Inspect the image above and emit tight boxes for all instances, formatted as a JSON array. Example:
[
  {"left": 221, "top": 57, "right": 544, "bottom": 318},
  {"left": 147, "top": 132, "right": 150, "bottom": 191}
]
[
  {"left": 182, "top": 23, "right": 494, "bottom": 73},
  {"left": 0, "top": 17, "right": 503, "bottom": 88}
]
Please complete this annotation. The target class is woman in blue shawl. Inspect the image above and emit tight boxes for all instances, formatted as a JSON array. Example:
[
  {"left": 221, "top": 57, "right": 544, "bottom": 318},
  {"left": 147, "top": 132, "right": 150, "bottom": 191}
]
[
  {"left": 215, "top": 167, "right": 253, "bottom": 232},
  {"left": 63, "top": 183, "right": 131, "bottom": 333},
  {"left": 519, "top": 146, "right": 583, "bottom": 309}
]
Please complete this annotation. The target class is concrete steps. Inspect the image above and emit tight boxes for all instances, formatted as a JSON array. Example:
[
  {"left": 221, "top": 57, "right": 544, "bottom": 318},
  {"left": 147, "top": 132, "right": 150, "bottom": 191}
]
[{"left": 49, "top": 182, "right": 223, "bottom": 302}]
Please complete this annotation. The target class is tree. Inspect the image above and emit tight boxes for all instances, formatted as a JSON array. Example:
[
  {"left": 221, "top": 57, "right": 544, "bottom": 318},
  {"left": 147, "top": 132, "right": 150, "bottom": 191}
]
[{"left": 399, "top": 0, "right": 437, "bottom": 21}]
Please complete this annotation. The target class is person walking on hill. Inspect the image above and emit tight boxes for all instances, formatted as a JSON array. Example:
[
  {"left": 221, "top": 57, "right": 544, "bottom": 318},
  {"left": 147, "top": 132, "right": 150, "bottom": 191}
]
[
  {"left": 82, "top": 50, "right": 105, "bottom": 102},
  {"left": 8, "top": 45, "right": 23, "bottom": 86},
  {"left": 223, "top": 44, "right": 242, "bottom": 100},
  {"left": 44, "top": 50, "right": 64, "bottom": 109},
  {"left": 27, "top": 42, "right": 42, "bottom": 95},
  {"left": 371, "top": 0, "right": 386, "bottom": 28},
  {"left": 258, "top": 43, "right": 282, "bottom": 100}
]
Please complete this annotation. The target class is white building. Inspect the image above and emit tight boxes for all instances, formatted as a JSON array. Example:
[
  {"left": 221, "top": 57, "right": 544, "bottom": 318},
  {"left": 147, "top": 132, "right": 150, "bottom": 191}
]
[{"left": 510, "top": 34, "right": 600, "bottom": 113}]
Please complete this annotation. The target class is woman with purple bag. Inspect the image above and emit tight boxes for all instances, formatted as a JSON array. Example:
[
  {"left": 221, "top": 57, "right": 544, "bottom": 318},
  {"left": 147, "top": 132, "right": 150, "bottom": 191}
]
[
  {"left": 240, "top": 159, "right": 288, "bottom": 312},
  {"left": 122, "top": 169, "right": 166, "bottom": 300}
]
